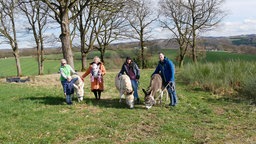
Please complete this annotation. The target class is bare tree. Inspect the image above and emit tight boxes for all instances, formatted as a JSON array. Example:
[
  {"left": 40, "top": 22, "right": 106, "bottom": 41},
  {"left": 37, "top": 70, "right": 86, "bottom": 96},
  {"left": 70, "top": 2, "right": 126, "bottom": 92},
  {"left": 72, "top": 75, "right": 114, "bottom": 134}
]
[
  {"left": 41, "top": 0, "right": 91, "bottom": 69},
  {"left": 159, "top": 0, "right": 226, "bottom": 63},
  {"left": 0, "top": 0, "right": 22, "bottom": 76},
  {"left": 184, "top": 0, "right": 226, "bottom": 63},
  {"left": 72, "top": 0, "right": 122, "bottom": 70},
  {"left": 72, "top": 1, "right": 98, "bottom": 71},
  {"left": 159, "top": 0, "right": 192, "bottom": 67},
  {"left": 95, "top": 0, "right": 126, "bottom": 63},
  {"left": 124, "top": 0, "right": 158, "bottom": 69},
  {"left": 19, "top": 0, "right": 49, "bottom": 75}
]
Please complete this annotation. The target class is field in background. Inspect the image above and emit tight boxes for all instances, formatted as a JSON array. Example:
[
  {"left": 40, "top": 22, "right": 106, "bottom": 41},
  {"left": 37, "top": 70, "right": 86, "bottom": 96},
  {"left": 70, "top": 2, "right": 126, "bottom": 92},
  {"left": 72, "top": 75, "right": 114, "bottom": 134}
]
[{"left": 1, "top": 49, "right": 256, "bottom": 78}]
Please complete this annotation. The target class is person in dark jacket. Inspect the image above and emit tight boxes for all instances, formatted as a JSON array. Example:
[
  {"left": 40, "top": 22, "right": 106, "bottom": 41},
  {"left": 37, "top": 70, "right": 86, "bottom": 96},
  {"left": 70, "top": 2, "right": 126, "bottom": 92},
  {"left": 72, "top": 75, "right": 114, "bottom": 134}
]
[
  {"left": 152, "top": 53, "right": 177, "bottom": 106},
  {"left": 118, "top": 57, "right": 141, "bottom": 103},
  {"left": 64, "top": 76, "right": 78, "bottom": 105}
]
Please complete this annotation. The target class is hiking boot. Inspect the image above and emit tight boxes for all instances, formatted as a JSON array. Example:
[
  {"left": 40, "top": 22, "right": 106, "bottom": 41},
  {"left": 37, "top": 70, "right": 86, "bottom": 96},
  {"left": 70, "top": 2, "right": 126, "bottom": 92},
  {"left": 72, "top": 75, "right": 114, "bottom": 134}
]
[
  {"left": 136, "top": 98, "right": 140, "bottom": 104},
  {"left": 169, "top": 103, "right": 176, "bottom": 107}
]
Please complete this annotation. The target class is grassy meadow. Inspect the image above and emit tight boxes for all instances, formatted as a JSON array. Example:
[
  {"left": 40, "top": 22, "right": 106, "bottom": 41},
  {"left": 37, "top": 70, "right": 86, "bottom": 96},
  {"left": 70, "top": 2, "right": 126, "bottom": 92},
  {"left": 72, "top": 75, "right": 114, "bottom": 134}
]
[{"left": 0, "top": 49, "right": 256, "bottom": 143}]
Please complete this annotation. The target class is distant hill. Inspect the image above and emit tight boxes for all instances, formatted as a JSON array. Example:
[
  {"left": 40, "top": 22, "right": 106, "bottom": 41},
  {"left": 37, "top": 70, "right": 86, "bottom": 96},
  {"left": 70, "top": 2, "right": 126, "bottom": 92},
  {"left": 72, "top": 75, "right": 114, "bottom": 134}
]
[
  {"left": 229, "top": 34, "right": 256, "bottom": 47},
  {"left": 1, "top": 34, "right": 256, "bottom": 58},
  {"left": 110, "top": 34, "right": 256, "bottom": 54},
  {"left": 200, "top": 34, "right": 256, "bottom": 54}
]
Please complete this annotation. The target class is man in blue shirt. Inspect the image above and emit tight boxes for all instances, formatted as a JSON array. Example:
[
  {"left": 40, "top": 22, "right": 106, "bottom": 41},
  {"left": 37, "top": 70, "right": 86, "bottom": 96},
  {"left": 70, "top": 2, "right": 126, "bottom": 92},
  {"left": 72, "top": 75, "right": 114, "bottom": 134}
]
[{"left": 152, "top": 53, "right": 177, "bottom": 106}]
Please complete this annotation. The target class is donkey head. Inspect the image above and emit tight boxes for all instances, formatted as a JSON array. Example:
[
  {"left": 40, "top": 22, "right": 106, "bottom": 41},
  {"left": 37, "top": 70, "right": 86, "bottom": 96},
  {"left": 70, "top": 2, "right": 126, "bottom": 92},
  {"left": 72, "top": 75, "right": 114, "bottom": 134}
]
[
  {"left": 126, "top": 91, "right": 135, "bottom": 109},
  {"left": 142, "top": 88, "right": 156, "bottom": 109}
]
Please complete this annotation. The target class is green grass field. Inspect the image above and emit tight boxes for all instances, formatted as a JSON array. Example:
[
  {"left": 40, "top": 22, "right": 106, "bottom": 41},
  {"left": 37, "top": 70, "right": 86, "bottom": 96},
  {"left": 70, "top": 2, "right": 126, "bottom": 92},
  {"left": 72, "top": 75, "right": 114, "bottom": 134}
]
[
  {"left": 0, "top": 50, "right": 256, "bottom": 143},
  {"left": 0, "top": 69, "right": 255, "bottom": 143}
]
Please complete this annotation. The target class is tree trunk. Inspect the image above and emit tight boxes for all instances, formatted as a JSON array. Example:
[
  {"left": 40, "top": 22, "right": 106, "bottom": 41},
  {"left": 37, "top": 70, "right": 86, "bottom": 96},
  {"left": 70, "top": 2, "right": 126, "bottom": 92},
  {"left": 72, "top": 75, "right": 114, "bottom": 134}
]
[
  {"left": 140, "top": 31, "right": 145, "bottom": 69},
  {"left": 60, "top": 12, "right": 74, "bottom": 69},
  {"left": 80, "top": 26, "right": 87, "bottom": 71},
  {"left": 100, "top": 45, "right": 106, "bottom": 63},
  {"left": 36, "top": 44, "right": 42, "bottom": 75},
  {"left": 140, "top": 41, "right": 145, "bottom": 69},
  {"left": 192, "top": 30, "right": 197, "bottom": 63},
  {"left": 81, "top": 53, "right": 87, "bottom": 71},
  {"left": 40, "top": 33, "right": 45, "bottom": 75},
  {"left": 13, "top": 49, "right": 22, "bottom": 77},
  {"left": 179, "top": 53, "right": 184, "bottom": 68}
]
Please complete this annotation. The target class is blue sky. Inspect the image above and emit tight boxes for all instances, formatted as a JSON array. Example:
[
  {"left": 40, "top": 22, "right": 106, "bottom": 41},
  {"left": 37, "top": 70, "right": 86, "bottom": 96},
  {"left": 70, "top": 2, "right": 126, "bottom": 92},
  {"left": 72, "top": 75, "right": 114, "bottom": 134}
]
[{"left": 0, "top": 0, "right": 256, "bottom": 49}]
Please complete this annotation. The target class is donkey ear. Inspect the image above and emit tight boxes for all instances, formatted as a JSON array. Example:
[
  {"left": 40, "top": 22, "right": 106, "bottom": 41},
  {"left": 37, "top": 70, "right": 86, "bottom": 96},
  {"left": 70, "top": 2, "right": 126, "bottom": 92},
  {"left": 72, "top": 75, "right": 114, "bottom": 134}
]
[
  {"left": 142, "top": 88, "right": 147, "bottom": 94},
  {"left": 73, "top": 84, "right": 78, "bottom": 89}
]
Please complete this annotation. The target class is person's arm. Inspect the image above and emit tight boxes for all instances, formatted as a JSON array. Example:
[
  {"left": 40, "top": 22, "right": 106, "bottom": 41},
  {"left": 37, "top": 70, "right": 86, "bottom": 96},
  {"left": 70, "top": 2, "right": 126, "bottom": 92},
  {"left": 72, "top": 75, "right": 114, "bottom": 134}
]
[
  {"left": 71, "top": 77, "right": 78, "bottom": 83},
  {"left": 118, "top": 64, "right": 125, "bottom": 77},
  {"left": 168, "top": 60, "right": 175, "bottom": 82},
  {"left": 152, "top": 64, "right": 160, "bottom": 76},
  {"left": 100, "top": 64, "right": 106, "bottom": 76},
  {"left": 60, "top": 69, "right": 67, "bottom": 79},
  {"left": 82, "top": 66, "right": 91, "bottom": 78},
  {"left": 73, "top": 84, "right": 79, "bottom": 89},
  {"left": 69, "top": 65, "right": 77, "bottom": 75},
  {"left": 134, "top": 63, "right": 140, "bottom": 79}
]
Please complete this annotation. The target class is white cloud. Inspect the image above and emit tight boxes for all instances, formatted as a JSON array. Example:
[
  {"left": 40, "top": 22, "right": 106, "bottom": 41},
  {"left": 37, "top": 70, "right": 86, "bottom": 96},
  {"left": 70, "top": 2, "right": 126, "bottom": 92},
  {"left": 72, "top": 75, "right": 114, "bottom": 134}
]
[
  {"left": 153, "top": 0, "right": 256, "bottom": 38},
  {"left": 204, "top": 0, "right": 256, "bottom": 36},
  {"left": 203, "top": 18, "right": 256, "bottom": 37}
]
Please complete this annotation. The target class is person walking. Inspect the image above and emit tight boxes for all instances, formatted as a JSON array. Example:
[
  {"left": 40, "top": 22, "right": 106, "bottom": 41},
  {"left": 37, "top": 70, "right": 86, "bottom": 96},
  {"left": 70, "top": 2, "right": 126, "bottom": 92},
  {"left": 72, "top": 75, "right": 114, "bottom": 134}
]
[
  {"left": 82, "top": 56, "right": 106, "bottom": 100},
  {"left": 152, "top": 53, "right": 177, "bottom": 106},
  {"left": 59, "top": 59, "right": 77, "bottom": 99},
  {"left": 64, "top": 76, "right": 78, "bottom": 105},
  {"left": 118, "top": 57, "right": 140, "bottom": 103}
]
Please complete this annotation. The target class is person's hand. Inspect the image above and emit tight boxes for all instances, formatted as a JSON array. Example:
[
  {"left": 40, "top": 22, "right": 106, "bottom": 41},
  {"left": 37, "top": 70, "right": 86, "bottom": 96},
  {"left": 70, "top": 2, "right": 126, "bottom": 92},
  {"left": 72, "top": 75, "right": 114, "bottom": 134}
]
[
  {"left": 136, "top": 75, "right": 140, "bottom": 80},
  {"left": 169, "top": 81, "right": 175, "bottom": 90},
  {"left": 80, "top": 76, "right": 84, "bottom": 82}
]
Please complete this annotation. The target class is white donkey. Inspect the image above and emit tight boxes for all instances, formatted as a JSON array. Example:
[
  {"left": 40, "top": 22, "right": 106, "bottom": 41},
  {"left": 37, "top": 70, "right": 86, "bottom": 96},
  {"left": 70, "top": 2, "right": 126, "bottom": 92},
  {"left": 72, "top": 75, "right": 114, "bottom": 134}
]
[
  {"left": 115, "top": 74, "right": 134, "bottom": 109},
  {"left": 71, "top": 74, "right": 84, "bottom": 102}
]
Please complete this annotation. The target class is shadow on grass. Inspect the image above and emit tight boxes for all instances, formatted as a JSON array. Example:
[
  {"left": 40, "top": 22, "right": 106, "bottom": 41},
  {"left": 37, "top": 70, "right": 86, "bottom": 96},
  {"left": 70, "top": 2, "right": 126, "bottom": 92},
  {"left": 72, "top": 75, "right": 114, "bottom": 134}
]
[
  {"left": 83, "top": 97, "right": 146, "bottom": 109},
  {"left": 20, "top": 96, "right": 146, "bottom": 109},
  {"left": 21, "top": 96, "right": 64, "bottom": 105},
  {"left": 206, "top": 97, "right": 245, "bottom": 104}
]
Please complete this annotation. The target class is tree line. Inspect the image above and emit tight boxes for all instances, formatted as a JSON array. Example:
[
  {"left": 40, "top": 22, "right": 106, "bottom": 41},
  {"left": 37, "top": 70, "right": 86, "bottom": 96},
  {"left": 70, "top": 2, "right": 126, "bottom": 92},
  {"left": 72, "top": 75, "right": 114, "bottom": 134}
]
[{"left": 0, "top": 0, "right": 226, "bottom": 76}]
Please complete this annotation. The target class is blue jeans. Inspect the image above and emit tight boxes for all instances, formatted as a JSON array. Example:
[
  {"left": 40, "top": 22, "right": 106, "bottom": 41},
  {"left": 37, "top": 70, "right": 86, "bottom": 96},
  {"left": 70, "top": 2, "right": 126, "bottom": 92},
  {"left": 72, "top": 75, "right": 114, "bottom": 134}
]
[
  {"left": 167, "top": 83, "right": 177, "bottom": 106},
  {"left": 66, "top": 95, "right": 72, "bottom": 104},
  {"left": 131, "top": 79, "right": 139, "bottom": 99},
  {"left": 61, "top": 80, "right": 72, "bottom": 104},
  {"left": 61, "top": 80, "right": 67, "bottom": 93}
]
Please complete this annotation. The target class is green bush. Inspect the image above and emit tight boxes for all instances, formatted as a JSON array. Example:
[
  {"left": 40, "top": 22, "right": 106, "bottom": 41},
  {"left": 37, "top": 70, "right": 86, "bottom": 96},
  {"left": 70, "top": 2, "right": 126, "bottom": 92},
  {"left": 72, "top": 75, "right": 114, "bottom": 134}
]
[
  {"left": 180, "top": 60, "right": 256, "bottom": 97},
  {"left": 240, "top": 77, "right": 256, "bottom": 102}
]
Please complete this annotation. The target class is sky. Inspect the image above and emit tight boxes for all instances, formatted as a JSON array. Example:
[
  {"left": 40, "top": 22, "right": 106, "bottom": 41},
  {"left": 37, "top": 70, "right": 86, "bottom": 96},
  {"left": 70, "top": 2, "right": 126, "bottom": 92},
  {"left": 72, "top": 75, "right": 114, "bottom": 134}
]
[
  {"left": 0, "top": 0, "right": 256, "bottom": 49},
  {"left": 152, "top": 0, "right": 256, "bottom": 38}
]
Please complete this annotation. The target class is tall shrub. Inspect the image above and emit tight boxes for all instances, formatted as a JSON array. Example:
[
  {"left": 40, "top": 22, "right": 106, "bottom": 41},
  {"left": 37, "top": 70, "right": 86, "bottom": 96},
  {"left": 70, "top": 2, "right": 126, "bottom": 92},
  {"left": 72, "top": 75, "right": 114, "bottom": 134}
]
[{"left": 180, "top": 60, "right": 256, "bottom": 96}]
